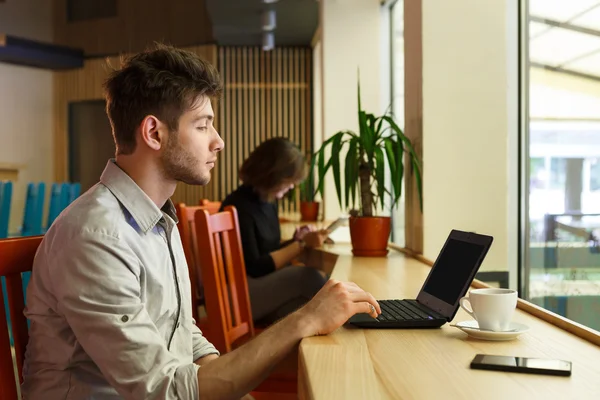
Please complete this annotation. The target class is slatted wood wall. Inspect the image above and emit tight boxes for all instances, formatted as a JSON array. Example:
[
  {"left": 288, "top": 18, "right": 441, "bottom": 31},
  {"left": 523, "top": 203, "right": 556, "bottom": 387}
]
[
  {"left": 53, "top": 45, "right": 313, "bottom": 211},
  {"left": 216, "top": 47, "right": 313, "bottom": 216}
]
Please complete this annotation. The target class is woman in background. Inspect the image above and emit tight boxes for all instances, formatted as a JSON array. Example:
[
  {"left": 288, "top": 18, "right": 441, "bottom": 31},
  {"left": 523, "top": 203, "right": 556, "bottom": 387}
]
[{"left": 221, "top": 137, "right": 329, "bottom": 325}]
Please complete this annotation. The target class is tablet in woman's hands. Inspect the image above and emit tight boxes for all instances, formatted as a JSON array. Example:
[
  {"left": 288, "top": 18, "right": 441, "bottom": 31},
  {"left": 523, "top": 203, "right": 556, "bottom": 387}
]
[{"left": 325, "top": 215, "right": 349, "bottom": 234}]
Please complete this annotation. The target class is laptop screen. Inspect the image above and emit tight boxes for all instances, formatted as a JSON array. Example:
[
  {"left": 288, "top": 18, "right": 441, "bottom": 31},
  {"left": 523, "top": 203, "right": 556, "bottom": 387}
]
[{"left": 422, "top": 238, "right": 487, "bottom": 305}]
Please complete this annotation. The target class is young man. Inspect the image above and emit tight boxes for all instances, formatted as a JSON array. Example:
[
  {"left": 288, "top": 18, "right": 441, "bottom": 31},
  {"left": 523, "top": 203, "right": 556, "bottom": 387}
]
[{"left": 22, "top": 44, "right": 380, "bottom": 400}]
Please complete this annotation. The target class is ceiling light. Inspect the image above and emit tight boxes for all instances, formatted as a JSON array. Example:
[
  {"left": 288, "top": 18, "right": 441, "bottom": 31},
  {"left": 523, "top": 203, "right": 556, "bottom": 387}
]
[
  {"left": 262, "top": 32, "right": 275, "bottom": 51},
  {"left": 262, "top": 0, "right": 279, "bottom": 4},
  {"left": 262, "top": 10, "right": 276, "bottom": 31}
]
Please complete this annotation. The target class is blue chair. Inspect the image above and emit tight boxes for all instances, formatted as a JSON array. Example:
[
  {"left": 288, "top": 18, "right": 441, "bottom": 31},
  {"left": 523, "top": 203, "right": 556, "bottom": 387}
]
[
  {"left": 22, "top": 182, "right": 45, "bottom": 237},
  {"left": 0, "top": 181, "right": 12, "bottom": 239},
  {"left": 59, "top": 183, "right": 70, "bottom": 211},
  {"left": 46, "top": 183, "right": 63, "bottom": 230},
  {"left": 69, "top": 182, "right": 81, "bottom": 204},
  {"left": 46, "top": 182, "right": 81, "bottom": 231},
  {"left": 19, "top": 182, "right": 45, "bottom": 337},
  {"left": 1, "top": 182, "right": 16, "bottom": 345}
]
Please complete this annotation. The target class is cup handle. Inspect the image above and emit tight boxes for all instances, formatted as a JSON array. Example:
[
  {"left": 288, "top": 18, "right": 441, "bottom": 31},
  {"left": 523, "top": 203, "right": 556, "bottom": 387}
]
[{"left": 459, "top": 297, "right": 476, "bottom": 319}]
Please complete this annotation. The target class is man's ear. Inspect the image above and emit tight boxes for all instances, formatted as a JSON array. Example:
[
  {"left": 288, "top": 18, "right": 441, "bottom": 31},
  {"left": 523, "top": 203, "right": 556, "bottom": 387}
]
[{"left": 139, "top": 115, "right": 164, "bottom": 151}]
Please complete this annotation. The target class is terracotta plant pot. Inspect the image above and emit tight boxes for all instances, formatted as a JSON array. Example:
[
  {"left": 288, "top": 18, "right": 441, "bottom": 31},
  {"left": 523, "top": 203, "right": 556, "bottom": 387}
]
[
  {"left": 349, "top": 216, "right": 391, "bottom": 257},
  {"left": 300, "top": 201, "right": 320, "bottom": 222}
]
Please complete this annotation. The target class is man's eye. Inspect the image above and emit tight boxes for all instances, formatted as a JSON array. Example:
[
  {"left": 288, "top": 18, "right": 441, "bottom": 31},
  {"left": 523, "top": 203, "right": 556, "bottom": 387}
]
[{"left": 197, "top": 126, "right": 207, "bottom": 131}]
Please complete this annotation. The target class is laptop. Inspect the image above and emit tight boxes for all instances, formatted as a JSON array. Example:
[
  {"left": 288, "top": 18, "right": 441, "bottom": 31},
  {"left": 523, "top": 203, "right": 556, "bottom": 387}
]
[{"left": 348, "top": 229, "right": 493, "bottom": 328}]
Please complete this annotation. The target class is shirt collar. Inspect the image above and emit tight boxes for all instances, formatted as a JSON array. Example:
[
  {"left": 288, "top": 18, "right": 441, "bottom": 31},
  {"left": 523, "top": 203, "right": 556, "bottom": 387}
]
[{"left": 99, "top": 160, "right": 178, "bottom": 233}]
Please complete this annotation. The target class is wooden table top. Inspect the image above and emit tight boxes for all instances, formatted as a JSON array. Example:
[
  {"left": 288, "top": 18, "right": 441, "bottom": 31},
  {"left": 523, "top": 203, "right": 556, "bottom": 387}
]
[{"left": 298, "top": 244, "right": 600, "bottom": 400}]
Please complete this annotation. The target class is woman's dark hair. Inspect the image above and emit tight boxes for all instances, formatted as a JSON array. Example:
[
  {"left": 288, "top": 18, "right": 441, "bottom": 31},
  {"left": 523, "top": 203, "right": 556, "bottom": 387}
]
[{"left": 239, "top": 137, "right": 306, "bottom": 194}]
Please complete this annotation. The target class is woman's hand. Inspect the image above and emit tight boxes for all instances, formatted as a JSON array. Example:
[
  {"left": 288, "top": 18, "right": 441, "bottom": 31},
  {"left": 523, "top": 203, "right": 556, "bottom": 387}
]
[
  {"left": 302, "top": 229, "right": 329, "bottom": 249},
  {"left": 293, "top": 224, "right": 316, "bottom": 241}
]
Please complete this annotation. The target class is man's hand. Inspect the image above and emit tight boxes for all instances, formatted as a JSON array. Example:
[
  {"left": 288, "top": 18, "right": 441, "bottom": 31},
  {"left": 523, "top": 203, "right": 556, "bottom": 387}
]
[
  {"left": 195, "top": 279, "right": 379, "bottom": 399},
  {"left": 296, "top": 280, "right": 381, "bottom": 336},
  {"left": 303, "top": 229, "right": 329, "bottom": 249}
]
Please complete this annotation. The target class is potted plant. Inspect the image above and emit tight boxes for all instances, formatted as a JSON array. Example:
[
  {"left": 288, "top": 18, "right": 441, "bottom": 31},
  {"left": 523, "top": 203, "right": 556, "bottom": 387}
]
[
  {"left": 299, "top": 156, "right": 320, "bottom": 221},
  {"left": 312, "top": 79, "right": 422, "bottom": 256}
]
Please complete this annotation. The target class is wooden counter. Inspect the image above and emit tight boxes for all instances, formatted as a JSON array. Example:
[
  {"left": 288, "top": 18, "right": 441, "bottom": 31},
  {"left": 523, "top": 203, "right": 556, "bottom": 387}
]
[{"left": 298, "top": 244, "right": 600, "bottom": 400}]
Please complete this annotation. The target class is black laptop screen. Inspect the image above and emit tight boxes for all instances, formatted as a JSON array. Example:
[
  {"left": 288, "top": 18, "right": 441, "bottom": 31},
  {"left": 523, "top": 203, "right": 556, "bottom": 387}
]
[{"left": 422, "top": 238, "right": 485, "bottom": 305}]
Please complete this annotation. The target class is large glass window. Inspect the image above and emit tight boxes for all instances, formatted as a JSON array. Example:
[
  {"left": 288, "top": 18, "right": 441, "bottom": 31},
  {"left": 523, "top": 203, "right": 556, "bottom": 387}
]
[
  {"left": 390, "top": 0, "right": 405, "bottom": 246},
  {"left": 523, "top": 0, "right": 600, "bottom": 331}
]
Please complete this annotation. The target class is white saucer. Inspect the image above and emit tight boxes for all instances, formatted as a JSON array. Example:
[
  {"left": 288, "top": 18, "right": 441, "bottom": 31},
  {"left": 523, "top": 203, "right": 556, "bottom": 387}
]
[{"left": 452, "top": 320, "right": 530, "bottom": 341}]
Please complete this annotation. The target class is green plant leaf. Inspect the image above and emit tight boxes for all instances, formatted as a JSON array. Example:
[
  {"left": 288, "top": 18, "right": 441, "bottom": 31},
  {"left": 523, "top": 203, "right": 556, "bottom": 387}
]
[
  {"left": 345, "top": 137, "right": 358, "bottom": 209},
  {"left": 374, "top": 116, "right": 385, "bottom": 141},
  {"left": 381, "top": 115, "right": 421, "bottom": 209},
  {"left": 411, "top": 156, "right": 423, "bottom": 211},
  {"left": 316, "top": 144, "right": 326, "bottom": 198},
  {"left": 394, "top": 138, "right": 405, "bottom": 206},
  {"left": 314, "top": 131, "right": 350, "bottom": 202},
  {"left": 331, "top": 134, "right": 343, "bottom": 208},
  {"left": 383, "top": 138, "right": 399, "bottom": 203},
  {"left": 374, "top": 147, "right": 385, "bottom": 210}
]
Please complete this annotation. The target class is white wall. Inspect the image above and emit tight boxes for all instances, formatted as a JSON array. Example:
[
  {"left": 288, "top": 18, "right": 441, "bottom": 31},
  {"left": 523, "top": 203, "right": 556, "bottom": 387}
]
[
  {"left": 0, "top": 0, "right": 54, "bottom": 233},
  {"left": 319, "top": 0, "right": 382, "bottom": 220},
  {"left": 422, "top": 0, "right": 519, "bottom": 277}
]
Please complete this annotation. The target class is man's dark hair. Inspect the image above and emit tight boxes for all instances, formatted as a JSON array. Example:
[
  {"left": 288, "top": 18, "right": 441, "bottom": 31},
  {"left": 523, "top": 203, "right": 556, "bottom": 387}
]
[
  {"left": 239, "top": 137, "right": 307, "bottom": 195},
  {"left": 104, "top": 43, "right": 223, "bottom": 155}
]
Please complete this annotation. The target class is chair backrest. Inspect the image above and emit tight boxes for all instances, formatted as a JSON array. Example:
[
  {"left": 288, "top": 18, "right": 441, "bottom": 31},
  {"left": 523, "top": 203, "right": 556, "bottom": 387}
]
[
  {"left": 199, "top": 199, "right": 222, "bottom": 215},
  {"left": 46, "top": 183, "right": 63, "bottom": 229},
  {"left": 22, "top": 183, "right": 45, "bottom": 236},
  {"left": 0, "top": 182, "right": 13, "bottom": 239},
  {"left": 69, "top": 183, "right": 81, "bottom": 204},
  {"left": 175, "top": 203, "right": 212, "bottom": 323},
  {"left": 47, "top": 183, "right": 81, "bottom": 230},
  {"left": 0, "top": 236, "right": 43, "bottom": 400},
  {"left": 194, "top": 205, "right": 254, "bottom": 353}
]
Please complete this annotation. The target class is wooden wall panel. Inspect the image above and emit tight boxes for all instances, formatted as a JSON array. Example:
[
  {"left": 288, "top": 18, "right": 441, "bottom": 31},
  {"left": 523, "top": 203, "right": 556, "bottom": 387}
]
[
  {"left": 53, "top": 0, "right": 214, "bottom": 56},
  {"left": 216, "top": 47, "right": 312, "bottom": 217},
  {"left": 54, "top": 45, "right": 313, "bottom": 211},
  {"left": 404, "top": 0, "right": 424, "bottom": 253}
]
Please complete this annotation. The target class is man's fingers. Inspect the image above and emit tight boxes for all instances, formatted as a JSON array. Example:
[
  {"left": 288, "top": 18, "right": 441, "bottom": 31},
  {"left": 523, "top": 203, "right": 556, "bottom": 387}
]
[
  {"left": 355, "top": 301, "right": 379, "bottom": 318},
  {"left": 348, "top": 291, "right": 381, "bottom": 314}
]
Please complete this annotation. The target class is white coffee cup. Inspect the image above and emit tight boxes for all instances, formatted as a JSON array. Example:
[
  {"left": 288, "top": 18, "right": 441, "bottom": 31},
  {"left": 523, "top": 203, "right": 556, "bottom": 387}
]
[{"left": 459, "top": 288, "right": 517, "bottom": 332}]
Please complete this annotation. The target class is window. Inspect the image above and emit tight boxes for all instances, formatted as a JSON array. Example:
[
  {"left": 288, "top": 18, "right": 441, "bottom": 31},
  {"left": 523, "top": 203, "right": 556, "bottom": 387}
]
[
  {"left": 522, "top": 0, "right": 600, "bottom": 332},
  {"left": 590, "top": 159, "right": 600, "bottom": 191}
]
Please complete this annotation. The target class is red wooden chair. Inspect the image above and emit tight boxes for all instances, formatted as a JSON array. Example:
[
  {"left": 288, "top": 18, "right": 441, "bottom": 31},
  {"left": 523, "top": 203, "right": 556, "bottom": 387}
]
[
  {"left": 194, "top": 206, "right": 297, "bottom": 397},
  {"left": 199, "top": 199, "right": 222, "bottom": 215},
  {"left": 175, "top": 203, "right": 211, "bottom": 325},
  {"left": 0, "top": 236, "right": 43, "bottom": 400}
]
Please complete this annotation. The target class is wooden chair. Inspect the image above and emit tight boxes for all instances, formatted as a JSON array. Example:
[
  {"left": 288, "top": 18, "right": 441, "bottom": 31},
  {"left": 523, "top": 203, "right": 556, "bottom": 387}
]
[
  {"left": 194, "top": 206, "right": 297, "bottom": 396},
  {"left": 199, "top": 199, "right": 222, "bottom": 215},
  {"left": 0, "top": 236, "right": 43, "bottom": 400},
  {"left": 175, "top": 203, "right": 209, "bottom": 324}
]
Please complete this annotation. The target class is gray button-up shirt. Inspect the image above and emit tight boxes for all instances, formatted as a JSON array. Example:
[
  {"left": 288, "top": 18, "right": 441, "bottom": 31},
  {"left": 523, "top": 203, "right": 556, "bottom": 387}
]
[{"left": 22, "top": 160, "right": 218, "bottom": 400}]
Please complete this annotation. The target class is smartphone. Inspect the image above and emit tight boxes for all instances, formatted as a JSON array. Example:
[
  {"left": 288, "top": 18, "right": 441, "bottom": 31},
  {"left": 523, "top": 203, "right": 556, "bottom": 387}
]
[
  {"left": 325, "top": 216, "right": 349, "bottom": 233},
  {"left": 470, "top": 354, "right": 572, "bottom": 377}
]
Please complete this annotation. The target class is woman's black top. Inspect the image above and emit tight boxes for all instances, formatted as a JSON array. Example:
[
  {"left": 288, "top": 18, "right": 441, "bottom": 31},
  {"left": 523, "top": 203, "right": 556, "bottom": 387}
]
[{"left": 221, "top": 185, "right": 292, "bottom": 278}]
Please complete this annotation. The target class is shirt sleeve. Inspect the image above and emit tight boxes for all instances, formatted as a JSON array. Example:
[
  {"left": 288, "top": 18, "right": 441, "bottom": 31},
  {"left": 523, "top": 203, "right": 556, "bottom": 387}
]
[
  {"left": 48, "top": 230, "right": 200, "bottom": 400},
  {"left": 190, "top": 320, "right": 219, "bottom": 361},
  {"left": 236, "top": 209, "right": 277, "bottom": 278}
]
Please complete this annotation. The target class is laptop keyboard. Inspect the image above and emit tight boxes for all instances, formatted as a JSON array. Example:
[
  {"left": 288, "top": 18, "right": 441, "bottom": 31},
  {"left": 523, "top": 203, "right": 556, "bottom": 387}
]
[{"left": 376, "top": 300, "right": 438, "bottom": 322}]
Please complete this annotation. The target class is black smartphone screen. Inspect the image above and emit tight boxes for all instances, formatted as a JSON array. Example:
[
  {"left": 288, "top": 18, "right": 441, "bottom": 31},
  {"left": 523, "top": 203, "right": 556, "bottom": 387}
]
[{"left": 470, "top": 354, "right": 572, "bottom": 376}]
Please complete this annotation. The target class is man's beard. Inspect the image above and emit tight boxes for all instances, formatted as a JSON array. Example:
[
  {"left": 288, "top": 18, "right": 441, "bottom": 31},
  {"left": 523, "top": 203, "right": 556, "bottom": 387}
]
[{"left": 160, "top": 134, "right": 210, "bottom": 186}]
